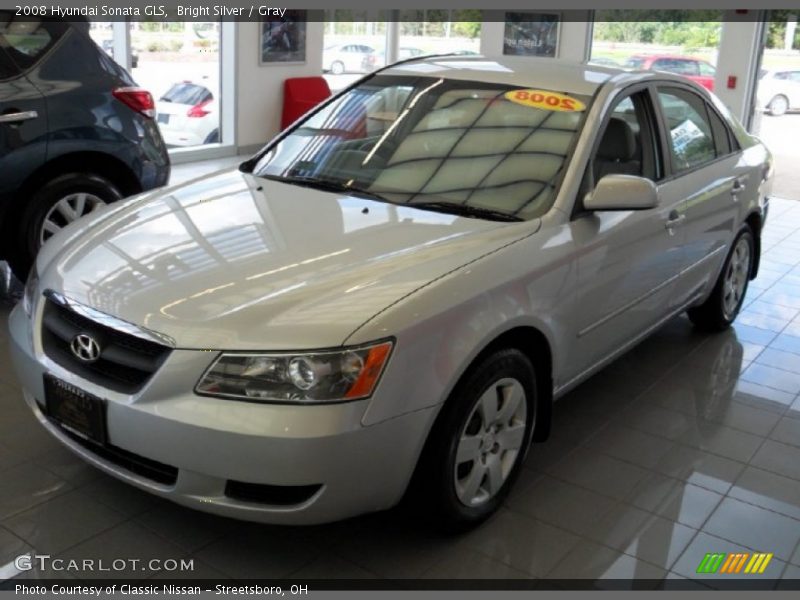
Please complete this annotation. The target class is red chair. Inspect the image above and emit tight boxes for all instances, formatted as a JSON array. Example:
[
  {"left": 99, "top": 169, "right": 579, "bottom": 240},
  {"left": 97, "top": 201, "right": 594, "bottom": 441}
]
[{"left": 281, "top": 77, "right": 332, "bottom": 130}]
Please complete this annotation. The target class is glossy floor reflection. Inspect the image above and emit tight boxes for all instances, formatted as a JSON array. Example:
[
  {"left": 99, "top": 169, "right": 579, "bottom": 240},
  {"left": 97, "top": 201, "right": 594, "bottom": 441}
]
[{"left": 1, "top": 194, "right": 799, "bottom": 588}]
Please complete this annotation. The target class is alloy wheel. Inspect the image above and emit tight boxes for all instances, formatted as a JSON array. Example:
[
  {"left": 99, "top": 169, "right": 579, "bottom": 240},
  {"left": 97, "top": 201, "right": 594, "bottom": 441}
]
[
  {"left": 722, "top": 237, "right": 750, "bottom": 320},
  {"left": 454, "top": 377, "right": 527, "bottom": 507},
  {"left": 40, "top": 193, "right": 106, "bottom": 246}
]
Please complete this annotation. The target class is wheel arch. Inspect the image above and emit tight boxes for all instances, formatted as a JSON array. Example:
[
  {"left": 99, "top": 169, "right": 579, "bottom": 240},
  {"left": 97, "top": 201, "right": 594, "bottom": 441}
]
[
  {"left": 1, "top": 151, "right": 142, "bottom": 265},
  {"left": 17, "top": 152, "right": 142, "bottom": 201},
  {"left": 422, "top": 324, "right": 555, "bottom": 451},
  {"left": 401, "top": 323, "right": 555, "bottom": 515}
]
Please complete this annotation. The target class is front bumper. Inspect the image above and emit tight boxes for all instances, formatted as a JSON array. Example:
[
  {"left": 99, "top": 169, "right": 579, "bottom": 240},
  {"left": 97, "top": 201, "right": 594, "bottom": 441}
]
[{"left": 8, "top": 304, "right": 436, "bottom": 524}]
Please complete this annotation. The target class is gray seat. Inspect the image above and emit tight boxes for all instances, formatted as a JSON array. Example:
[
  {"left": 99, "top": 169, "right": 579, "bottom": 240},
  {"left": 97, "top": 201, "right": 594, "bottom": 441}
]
[{"left": 594, "top": 118, "right": 641, "bottom": 182}]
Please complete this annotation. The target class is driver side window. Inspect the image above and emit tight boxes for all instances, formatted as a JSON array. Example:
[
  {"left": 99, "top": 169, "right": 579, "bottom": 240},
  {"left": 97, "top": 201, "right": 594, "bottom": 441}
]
[{"left": 589, "top": 90, "right": 660, "bottom": 188}]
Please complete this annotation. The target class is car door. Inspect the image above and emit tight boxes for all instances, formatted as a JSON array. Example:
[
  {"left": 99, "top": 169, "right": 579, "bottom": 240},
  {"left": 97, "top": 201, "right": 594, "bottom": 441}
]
[
  {"left": 565, "top": 87, "right": 687, "bottom": 380},
  {"left": 0, "top": 21, "right": 48, "bottom": 229},
  {"left": 652, "top": 85, "right": 742, "bottom": 309}
]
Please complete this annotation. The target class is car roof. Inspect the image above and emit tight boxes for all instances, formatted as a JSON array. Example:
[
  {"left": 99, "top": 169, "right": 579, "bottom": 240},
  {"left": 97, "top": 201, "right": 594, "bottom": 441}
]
[{"left": 382, "top": 55, "right": 634, "bottom": 97}]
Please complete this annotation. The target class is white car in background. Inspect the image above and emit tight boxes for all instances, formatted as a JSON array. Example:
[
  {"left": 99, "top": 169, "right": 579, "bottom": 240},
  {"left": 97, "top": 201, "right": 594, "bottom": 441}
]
[
  {"left": 758, "top": 68, "right": 800, "bottom": 116},
  {"left": 323, "top": 43, "right": 375, "bottom": 74},
  {"left": 155, "top": 80, "right": 219, "bottom": 147},
  {"left": 364, "top": 46, "right": 426, "bottom": 71}
]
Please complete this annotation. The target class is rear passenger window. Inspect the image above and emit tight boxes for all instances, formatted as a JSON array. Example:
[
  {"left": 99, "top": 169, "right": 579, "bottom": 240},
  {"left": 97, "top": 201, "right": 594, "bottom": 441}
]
[
  {"left": 0, "top": 16, "right": 67, "bottom": 71},
  {"left": 699, "top": 62, "right": 716, "bottom": 77},
  {"left": 160, "top": 83, "right": 213, "bottom": 105},
  {"left": 657, "top": 88, "right": 716, "bottom": 173},
  {"left": 706, "top": 106, "right": 732, "bottom": 156}
]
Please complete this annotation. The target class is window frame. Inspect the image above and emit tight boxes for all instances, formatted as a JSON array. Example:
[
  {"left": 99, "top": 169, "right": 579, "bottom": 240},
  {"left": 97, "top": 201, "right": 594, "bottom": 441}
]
[
  {"left": 652, "top": 82, "right": 741, "bottom": 181},
  {"left": 572, "top": 82, "right": 664, "bottom": 219}
]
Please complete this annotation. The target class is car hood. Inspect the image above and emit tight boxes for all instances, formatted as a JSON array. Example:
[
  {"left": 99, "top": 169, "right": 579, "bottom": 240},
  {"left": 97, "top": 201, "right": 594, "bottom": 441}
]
[{"left": 39, "top": 170, "right": 538, "bottom": 350}]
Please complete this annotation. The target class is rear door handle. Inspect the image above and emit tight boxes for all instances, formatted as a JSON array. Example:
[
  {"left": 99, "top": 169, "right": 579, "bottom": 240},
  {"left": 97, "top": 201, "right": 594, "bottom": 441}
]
[
  {"left": 731, "top": 179, "right": 746, "bottom": 196},
  {"left": 0, "top": 110, "right": 39, "bottom": 124}
]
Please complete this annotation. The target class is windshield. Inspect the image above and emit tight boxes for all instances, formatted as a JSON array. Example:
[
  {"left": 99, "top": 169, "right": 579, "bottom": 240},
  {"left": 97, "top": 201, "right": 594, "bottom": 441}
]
[{"left": 251, "top": 75, "right": 590, "bottom": 220}]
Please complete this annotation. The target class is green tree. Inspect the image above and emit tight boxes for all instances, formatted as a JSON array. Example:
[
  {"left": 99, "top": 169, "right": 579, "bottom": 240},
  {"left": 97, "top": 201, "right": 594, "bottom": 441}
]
[{"left": 766, "top": 10, "right": 800, "bottom": 50}]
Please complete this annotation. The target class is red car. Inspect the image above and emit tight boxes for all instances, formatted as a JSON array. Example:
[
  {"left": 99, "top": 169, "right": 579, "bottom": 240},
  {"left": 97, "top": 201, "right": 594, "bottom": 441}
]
[{"left": 625, "top": 54, "right": 717, "bottom": 91}]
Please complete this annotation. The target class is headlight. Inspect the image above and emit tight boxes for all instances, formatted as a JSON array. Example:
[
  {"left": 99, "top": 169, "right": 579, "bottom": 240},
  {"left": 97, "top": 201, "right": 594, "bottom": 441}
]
[
  {"left": 22, "top": 265, "right": 39, "bottom": 317},
  {"left": 195, "top": 340, "right": 393, "bottom": 403}
]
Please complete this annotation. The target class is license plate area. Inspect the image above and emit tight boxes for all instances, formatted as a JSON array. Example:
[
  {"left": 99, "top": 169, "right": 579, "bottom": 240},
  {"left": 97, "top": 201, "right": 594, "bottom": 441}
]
[
  {"left": 157, "top": 113, "right": 169, "bottom": 124},
  {"left": 44, "top": 374, "right": 107, "bottom": 445}
]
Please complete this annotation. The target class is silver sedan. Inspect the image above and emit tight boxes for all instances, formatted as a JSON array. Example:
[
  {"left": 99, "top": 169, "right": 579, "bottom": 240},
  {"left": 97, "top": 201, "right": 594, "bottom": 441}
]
[{"left": 9, "top": 56, "right": 772, "bottom": 530}]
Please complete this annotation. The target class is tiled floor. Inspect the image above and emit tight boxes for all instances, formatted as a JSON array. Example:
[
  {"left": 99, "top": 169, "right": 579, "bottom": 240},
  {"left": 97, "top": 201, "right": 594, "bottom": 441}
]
[{"left": 1, "top": 189, "right": 800, "bottom": 587}]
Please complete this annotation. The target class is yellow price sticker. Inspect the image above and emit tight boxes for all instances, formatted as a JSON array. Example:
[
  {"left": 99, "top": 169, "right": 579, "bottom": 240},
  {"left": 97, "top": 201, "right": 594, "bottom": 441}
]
[{"left": 504, "top": 89, "right": 586, "bottom": 112}]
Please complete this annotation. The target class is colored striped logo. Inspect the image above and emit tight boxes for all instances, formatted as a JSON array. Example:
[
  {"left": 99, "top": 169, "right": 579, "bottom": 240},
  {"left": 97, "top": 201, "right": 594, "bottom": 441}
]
[{"left": 696, "top": 552, "right": 773, "bottom": 574}]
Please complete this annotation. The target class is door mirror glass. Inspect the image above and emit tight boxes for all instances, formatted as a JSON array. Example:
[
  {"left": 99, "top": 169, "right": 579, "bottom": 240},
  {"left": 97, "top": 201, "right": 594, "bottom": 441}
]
[{"left": 584, "top": 174, "right": 658, "bottom": 211}]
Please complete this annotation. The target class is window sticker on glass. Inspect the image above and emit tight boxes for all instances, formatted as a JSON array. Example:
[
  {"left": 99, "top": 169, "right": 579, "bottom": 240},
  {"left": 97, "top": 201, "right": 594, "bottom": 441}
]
[
  {"left": 671, "top": 119, "right": 706, "bottom": 154},
  {"left": 504, "top": 89, "right": 586, "bottom": 112}
]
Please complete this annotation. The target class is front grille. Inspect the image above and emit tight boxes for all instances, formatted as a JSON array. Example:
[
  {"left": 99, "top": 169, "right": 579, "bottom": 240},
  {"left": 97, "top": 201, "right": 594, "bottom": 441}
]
[
  {"left": 55, "top": 423, "right": 178, "bottom": 485},
  {"left": 225, "top": 480, "right": 322, "bottom": 506},
  {"left": 41, "top": 299, "right": 171, "bottom": 394}
]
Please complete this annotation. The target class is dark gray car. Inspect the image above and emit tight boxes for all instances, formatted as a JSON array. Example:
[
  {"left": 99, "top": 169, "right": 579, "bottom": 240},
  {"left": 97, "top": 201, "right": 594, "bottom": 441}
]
[{"left": 0, "top": 14, "right": 170, "bottom": 277}]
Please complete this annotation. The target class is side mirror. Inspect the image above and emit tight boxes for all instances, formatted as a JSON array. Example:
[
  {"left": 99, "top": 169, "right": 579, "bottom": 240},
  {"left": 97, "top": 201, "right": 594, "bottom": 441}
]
[{"left": 584, "top": 174, "right": 659, "bottom": 211}]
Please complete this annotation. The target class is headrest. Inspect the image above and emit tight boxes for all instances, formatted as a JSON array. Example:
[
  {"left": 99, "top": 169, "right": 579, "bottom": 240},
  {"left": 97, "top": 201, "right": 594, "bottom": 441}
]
[{"left": 597, "top": 118, "right": 636, "bottom": 161}]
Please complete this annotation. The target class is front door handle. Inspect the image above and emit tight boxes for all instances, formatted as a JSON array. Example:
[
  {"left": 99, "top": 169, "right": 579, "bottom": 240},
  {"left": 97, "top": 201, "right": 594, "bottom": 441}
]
[
  {"left": 665, "top": 210, "right": 686, "bottom": 232},
  {"left": 0, "top": 110, "right": 39, "bottom": 124}
]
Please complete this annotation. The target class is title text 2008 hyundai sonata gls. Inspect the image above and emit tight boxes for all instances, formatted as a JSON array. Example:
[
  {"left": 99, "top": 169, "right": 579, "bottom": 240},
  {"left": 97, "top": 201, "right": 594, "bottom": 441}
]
[{"left": 9, "top": 56, "right": 771, "bottom": 529}]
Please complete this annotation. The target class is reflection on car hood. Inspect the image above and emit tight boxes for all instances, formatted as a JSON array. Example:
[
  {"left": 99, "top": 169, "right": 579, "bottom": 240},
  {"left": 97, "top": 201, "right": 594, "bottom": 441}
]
[{"left": 41, "top": 170, "right": 538, "bottom": 349}]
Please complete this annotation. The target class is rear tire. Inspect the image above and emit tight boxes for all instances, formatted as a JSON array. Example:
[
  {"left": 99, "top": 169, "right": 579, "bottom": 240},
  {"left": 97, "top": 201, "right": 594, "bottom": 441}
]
[
  {"left": 767, "top": 95, "right": 789, "bottom": 117},
  {"left": 407, "top": 348, "right": 536, "bottom": 532},
  {"left": 9, "top": 173, "right": 122, "bottom": 278},
  {"left": 687, "top": 226, "right": 754, "bottom": 332}
]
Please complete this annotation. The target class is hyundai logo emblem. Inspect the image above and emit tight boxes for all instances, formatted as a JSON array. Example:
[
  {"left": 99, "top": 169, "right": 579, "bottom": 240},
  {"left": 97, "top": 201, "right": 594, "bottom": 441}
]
[{"left": 70, "top": 334, "right": 101, "bottom": 363}]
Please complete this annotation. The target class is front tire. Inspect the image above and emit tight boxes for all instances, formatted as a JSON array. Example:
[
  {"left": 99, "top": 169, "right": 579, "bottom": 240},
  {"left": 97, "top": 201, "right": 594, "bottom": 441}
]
[
  {"left": 688, "top": 226, "right": 754, "bottom": 331},
  {"left": 10, "top": 173, "right": 122, "bottom": 277},
  {"left": 330, "top": 60, "right": 345, "bottom": 75},
  {"left": 410, "top": 348, "right": 536, "bottom": 532}
]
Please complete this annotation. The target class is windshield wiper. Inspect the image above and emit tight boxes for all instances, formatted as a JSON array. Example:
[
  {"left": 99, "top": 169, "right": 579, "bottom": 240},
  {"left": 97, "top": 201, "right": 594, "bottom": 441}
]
[
  {"left": 408, "top": 201, "right": 523, "bottom": 222},
  {"left": 260, "top": 174, "right": 392, "bottom": 204}
]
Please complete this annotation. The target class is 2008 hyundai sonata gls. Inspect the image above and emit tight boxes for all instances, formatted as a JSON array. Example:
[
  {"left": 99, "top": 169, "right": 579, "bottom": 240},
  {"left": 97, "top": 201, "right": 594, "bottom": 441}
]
[{"left": 9, "top": 56, "right": 771, "bottom": 529}]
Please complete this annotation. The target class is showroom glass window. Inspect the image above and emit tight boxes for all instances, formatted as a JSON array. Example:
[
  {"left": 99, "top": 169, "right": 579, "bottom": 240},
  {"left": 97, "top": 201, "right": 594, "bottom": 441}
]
[
  {"left": 588, "top": 12, "right": 723, "bottom": 85},
  {"left": 130, "top": 21, "right": 221, "bottom": 148},
  {"left": 322, "top": 11, "right": 388, "bottom": 91},
  {"left": 253, "top": 75, "right": 590, "bottom": 220},
  {"left": 657, "top": 88, "right": 717, "bottom": 172}
]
